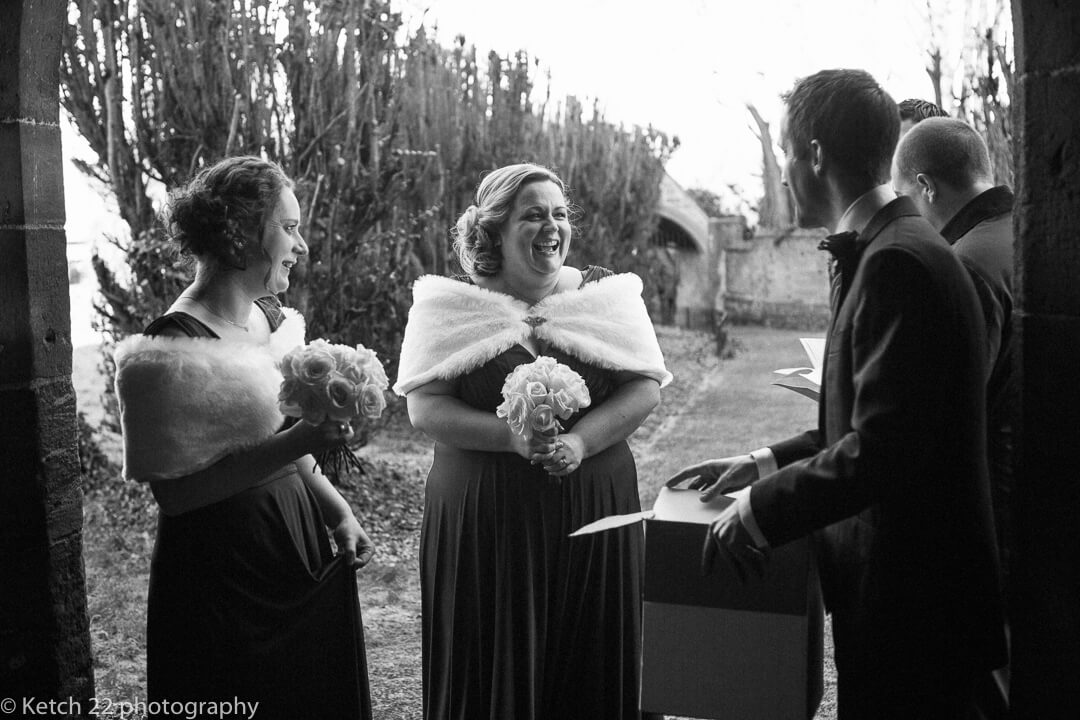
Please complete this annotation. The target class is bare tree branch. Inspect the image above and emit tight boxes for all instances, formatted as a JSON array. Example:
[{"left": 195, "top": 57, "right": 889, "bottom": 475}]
[{"left": 746, "top": 103, "right": 792, "bottom": 229}]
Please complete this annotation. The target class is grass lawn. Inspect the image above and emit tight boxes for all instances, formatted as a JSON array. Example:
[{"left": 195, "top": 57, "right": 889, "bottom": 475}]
[{"left": 75, "top": 323, "right": 834, "bottom": 719}]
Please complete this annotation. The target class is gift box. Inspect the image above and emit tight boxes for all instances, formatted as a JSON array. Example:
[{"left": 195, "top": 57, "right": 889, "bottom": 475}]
[{"left": 572, "top": 487, "right": 824, "bottom": 719}]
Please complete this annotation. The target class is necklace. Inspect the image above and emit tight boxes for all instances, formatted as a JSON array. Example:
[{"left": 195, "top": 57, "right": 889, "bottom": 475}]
[{"left": 181, "top": 295, "right": 249, "bottom": 332}]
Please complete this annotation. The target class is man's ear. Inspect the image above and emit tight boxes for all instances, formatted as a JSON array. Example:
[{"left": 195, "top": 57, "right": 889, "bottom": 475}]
[
  {"left": 810, "top": 139, "right": 825, "bottom": 177},
  {"left": 915, "top": 173, "right": 937, "bottom": 204}
]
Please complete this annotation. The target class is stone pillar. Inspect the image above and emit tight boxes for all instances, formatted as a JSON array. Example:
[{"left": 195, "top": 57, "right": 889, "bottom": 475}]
[
  {"left": 1010, "top": 1, "right": 1080, "bottom": 717},
  {"left": 0, "top": 0, "right": 95, "bottom": 711},
  {"left": 707, "top": 216, "right": 738, "bottom": 318}
]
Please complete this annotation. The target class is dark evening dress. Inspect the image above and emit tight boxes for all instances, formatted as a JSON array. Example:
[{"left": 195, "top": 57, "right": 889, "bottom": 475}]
[
  {"left": 420, "top": 268, "right": 653, "bottom": 720},
  {"left": 142, "top": 299, "right": 372, "bottom": 720}
]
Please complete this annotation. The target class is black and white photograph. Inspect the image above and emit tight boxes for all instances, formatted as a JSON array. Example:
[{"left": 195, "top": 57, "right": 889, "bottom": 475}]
[{"left": 2, "top": 0, "right": 1078, "bottom": 718}]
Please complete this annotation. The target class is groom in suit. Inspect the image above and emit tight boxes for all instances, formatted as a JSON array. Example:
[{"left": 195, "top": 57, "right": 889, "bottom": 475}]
[{"left": 671, "top": 69, "right": 1006, "bottom": 718}]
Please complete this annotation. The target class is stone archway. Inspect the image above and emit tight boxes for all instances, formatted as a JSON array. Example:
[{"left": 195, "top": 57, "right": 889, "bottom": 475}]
[
  {"left": 648, "top": 217, "right": 689, "bottom": 325},
  {"left": 655, "top": 173, "right": 725, "bottom": 328}
]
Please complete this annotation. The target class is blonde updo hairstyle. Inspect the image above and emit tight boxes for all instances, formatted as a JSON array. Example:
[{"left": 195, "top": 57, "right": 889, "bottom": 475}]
[{"left": 452, "top": 163, "right": 567, "bottom": 278}]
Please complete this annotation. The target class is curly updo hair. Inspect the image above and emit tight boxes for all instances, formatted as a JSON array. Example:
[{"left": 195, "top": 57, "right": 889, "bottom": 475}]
[
  {"left": 452, "top": 163, "right": 568, "bottom": 277},
  {"left": 164, "top": 156, "right": 293, "bottom": 269}
]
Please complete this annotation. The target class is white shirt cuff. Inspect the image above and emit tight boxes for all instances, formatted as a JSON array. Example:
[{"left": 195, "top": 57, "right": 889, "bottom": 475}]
[
  {"left": 749, "top": 447, "right": 778, "bottom": 477},
  {"left": 731, "top": 486, "right": 769, "bottom": 549}
]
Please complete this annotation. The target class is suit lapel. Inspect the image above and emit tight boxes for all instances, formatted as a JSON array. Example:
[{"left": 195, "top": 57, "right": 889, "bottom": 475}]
[
  {"left": 818, "top": 197, "right": 923, "bottom": 432},
  {"left": 859, "top": 196, "right": 922, "bottom": 245}
]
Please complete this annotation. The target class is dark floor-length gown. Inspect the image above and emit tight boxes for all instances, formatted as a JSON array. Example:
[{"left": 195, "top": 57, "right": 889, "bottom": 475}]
[
  {"left": 143, "top": 299, "right": 372, "bottom": 720},
  {"left": 420, "top": 268, "right": 651, "bottom": 720}
]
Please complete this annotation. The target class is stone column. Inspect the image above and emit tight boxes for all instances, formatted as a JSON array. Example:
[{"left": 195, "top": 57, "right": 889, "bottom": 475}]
[
  {"left": 1010, "top": 0, "right": 1080, "bottom": 717},
  {"left": 708, "top": 216, "right": 738, "bottom": 319},
  {"left": 0, "top": 0, "right": 95, "bottom": 711}
]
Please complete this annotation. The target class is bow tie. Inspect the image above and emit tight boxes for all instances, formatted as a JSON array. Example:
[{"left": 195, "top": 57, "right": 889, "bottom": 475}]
[{"left": 818, "top": 230, "right": 860, "bottom": 278}]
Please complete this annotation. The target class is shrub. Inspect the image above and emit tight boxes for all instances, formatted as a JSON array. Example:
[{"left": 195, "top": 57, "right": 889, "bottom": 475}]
[{"left": 62, "top": 0, "right": 675, "bottom": 434}]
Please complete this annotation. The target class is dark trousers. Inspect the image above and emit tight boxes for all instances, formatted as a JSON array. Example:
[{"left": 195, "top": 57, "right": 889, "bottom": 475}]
[{"left": 832, "top": 611, "right": 982, "bottom": 720}]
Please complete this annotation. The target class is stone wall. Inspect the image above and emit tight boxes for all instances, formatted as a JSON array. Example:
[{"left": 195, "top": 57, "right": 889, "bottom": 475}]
[
  {"left": 1009, "top": 0, "right": 1080, "bottom": 715},
  {"left": 0, "top": 0, "right": 94, "bottom": 709},
  {"left": 659, "top": 175, "right": 829, "bottom": 334},
  {"left": 721, "top": 226, "right": 830, "bottom": 329}
]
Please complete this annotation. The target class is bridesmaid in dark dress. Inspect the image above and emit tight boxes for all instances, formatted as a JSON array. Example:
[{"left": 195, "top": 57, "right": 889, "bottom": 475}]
[
  {"left": 113, "top": 156, "right": 374, "bottom": 719},
  {"left": 395, "top": 163, "right": 671, "bottom": 719}
]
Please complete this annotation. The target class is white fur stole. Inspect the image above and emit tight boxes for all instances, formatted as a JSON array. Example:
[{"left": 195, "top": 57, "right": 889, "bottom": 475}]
[
  {"left": 393, "top": 273, "right": 672, "bottom": 395},
  {"left": 113, "top": 308, "right": 306, "bottom": 481}
]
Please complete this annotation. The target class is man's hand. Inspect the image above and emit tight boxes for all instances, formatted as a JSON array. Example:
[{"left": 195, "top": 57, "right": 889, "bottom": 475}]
[
  {"left": 665, "top": 454, "right": 759, "bottom": 500},
  {"left": 702, "top": 500, "right": 768, "bottom": 583}
]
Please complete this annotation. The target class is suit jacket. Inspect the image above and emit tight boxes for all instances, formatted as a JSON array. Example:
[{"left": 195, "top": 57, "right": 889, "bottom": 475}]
[
  {"left": 753, "top": 197, "right": 1007, "bottom": 681},
  {"left": 942, "top": 186, "right": 1016, "bottom": 583}
]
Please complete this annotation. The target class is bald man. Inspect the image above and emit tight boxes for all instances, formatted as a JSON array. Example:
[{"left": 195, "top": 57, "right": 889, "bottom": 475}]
[{"left": 892, "top": 117, "right": 1015, "bottom": 715}]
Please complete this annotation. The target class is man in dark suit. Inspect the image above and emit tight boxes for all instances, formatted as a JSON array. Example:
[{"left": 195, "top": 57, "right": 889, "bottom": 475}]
[
  {"left": 892, "top": 116, "right": 1016, "bottom": 715},
  {"left": 891, "top": 117, "right": 1015, "bottom": 578},
  {"left": 669, "top": 69, "right": 1006, "bottom": 718}
]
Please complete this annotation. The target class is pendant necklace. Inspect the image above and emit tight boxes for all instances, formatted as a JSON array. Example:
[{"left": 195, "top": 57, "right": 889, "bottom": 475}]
[{"left": 182, "top": 295, "right": 249, "bottom": 332}]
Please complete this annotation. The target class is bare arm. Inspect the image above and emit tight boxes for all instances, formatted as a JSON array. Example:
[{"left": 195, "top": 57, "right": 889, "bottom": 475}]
[
  {"left": 295, "top": 455, "right": 375, "bottom": 568},
  {"left": 406, "top": 378, "right": 554, "bottom": 459}
]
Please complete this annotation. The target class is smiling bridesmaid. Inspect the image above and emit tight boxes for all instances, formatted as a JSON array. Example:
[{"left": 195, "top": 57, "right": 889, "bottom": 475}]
[
  {"left": 114, "top": 156, "right": 374, "bottom": 719},
  {"left": 396, "top": 163, "right": 672, "bottom": 720}
]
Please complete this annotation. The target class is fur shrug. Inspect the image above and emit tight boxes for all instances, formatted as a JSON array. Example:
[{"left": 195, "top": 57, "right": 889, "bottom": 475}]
[
  {"left": 393, "top": 273, "right": 672, "bottom": 396},
  {"left": 113, "top": 307, "right": 306, "bottom": 481}
]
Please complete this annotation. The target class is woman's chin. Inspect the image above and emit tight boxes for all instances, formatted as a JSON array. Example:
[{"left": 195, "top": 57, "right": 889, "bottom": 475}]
[
  {"left": 267, "top": 277, "right": 289, "bottom": 295},
  {"left": 529, "top": 255, "right": 563, "bottom": 275}
]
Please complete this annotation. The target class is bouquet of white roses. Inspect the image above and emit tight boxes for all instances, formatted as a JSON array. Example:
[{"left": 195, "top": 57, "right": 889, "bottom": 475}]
[
  {"left": 278, "top": 339, "right": 389, "bottom": 478},
  {"left": 496, "top": 355, "right": 591, "bottom": 440}
]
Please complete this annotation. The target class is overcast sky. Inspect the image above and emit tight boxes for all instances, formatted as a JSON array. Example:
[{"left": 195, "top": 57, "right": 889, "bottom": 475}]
[
  {"left": 395, "top": 0, "right": 1009, "bottom": 204},
  {"left": 64, "top": 0, "right": 1009, "bottom": 344}
]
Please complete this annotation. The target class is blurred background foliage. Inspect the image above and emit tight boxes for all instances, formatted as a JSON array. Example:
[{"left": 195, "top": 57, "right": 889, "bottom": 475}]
[
  {"left": 61, "top": 0, "right": 677, "bottom": 431},
  {"left": 60, "top": 0, "right": 1013, "bottom": 434}
]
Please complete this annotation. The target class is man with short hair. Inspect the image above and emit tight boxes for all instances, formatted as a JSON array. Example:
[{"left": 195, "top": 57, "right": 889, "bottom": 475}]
[
  {"left": 669, "top": 70, "right": 1006, "bottom": 718},
  {"left": 898, "top": 97, "right": 947, "bottom": 136},
  {"left": 892, "top": 117, "right": 1016, "bottom": 714}
]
